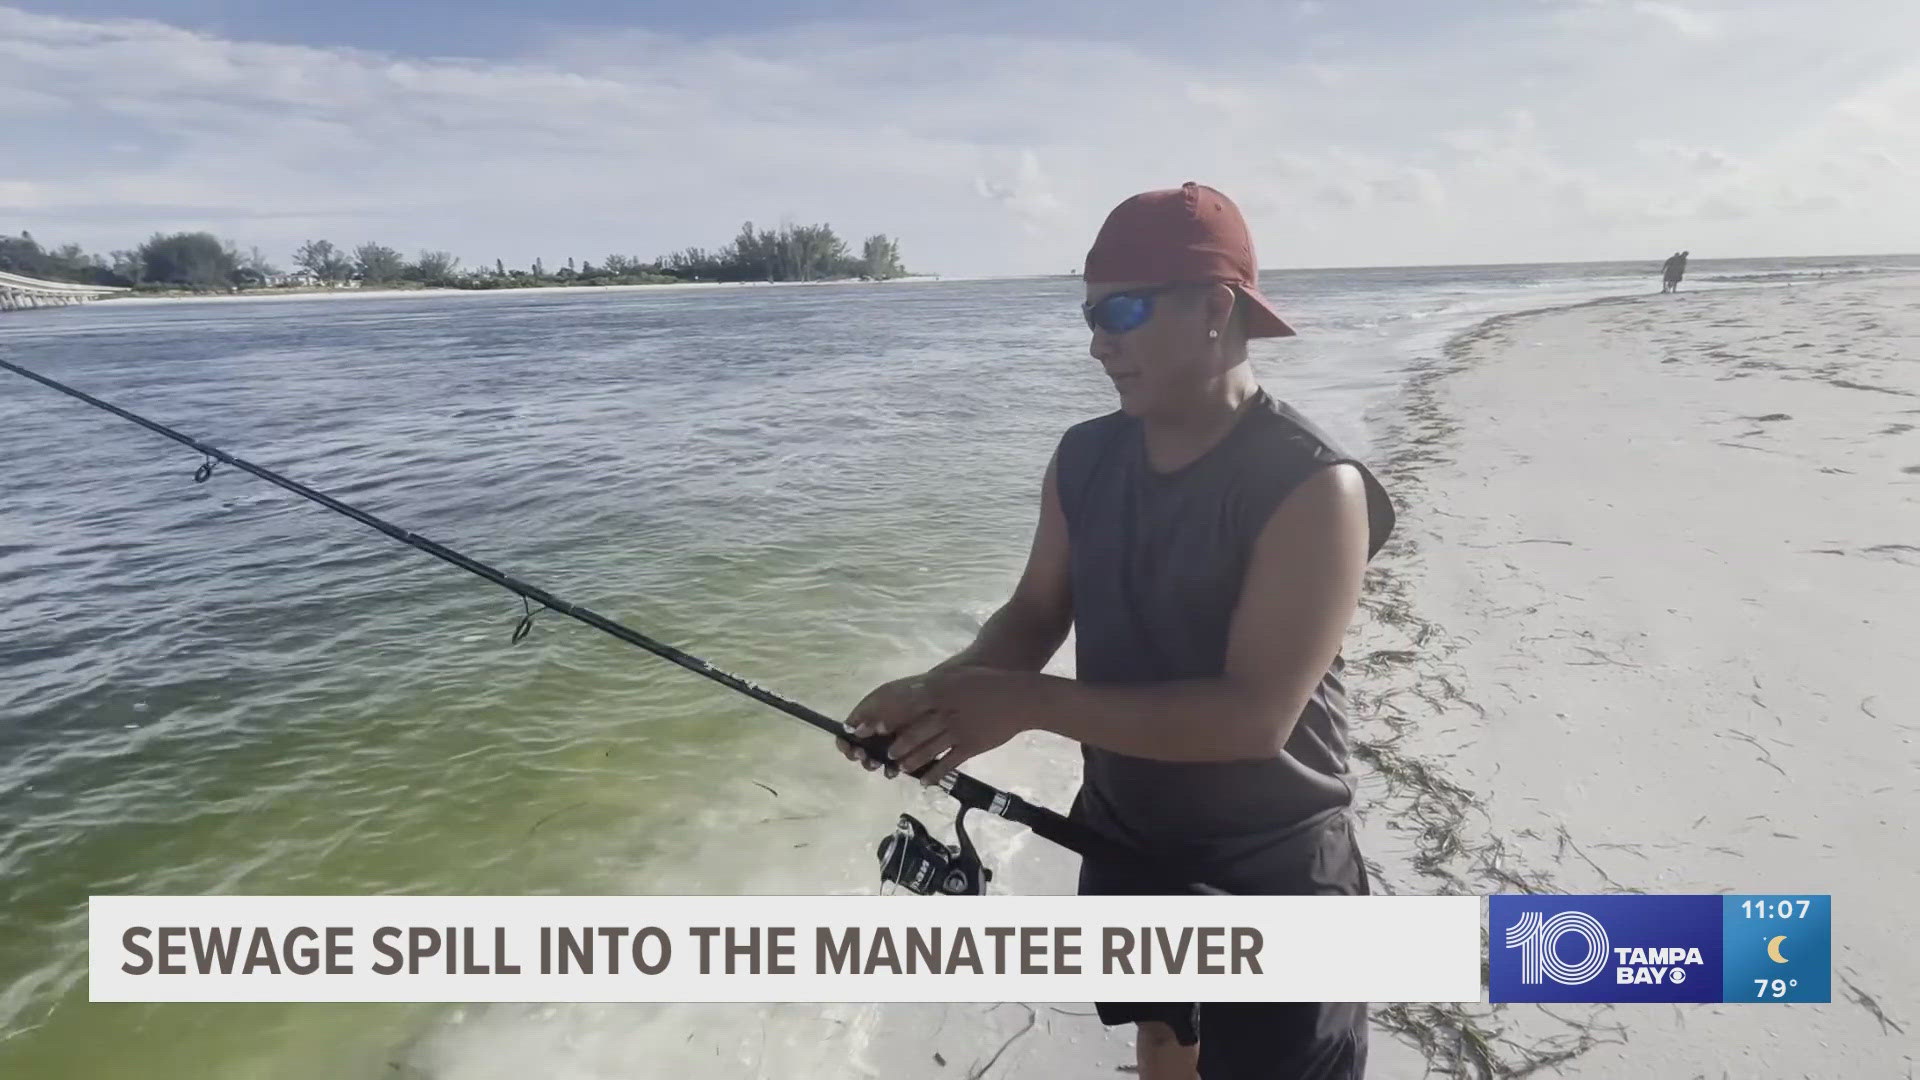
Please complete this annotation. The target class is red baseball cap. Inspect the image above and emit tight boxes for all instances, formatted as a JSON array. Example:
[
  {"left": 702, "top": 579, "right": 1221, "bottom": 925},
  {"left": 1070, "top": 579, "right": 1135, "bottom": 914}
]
[{"left": 1082, "top": 181, "right": 1295, "bottom": 338}]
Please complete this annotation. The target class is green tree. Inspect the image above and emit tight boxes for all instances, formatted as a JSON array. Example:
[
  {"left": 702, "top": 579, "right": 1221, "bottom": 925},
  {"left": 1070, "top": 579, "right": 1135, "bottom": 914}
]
[
  {"left": 354, "top": 243, "right": 406, "bottom": 284},
  {"left": 138, "top": 231, "right": 238, "bottom": 288},
  {"left": 409, "top": 250, "right": 460, "bottom": 283},
  {"left": 698, "top": 220, "right": 859, "bottom": 282},
  {"left": 659, "top": 247, "right": 719, "bottom": 279},
  {"left": 861, "top": 234, "right": 905, "bottom": 279},
  {"left": 242, "top": 246, "right": 280, "bottom": 277},
  {"left": 293, "top": 239, "right": 352, "bottom": 282},
  {"left": 791, "top": 223, "right": 848, "bottom": 281},
  {"left": 719, "top": 223, "right": 759, "bottom": 279},
  {"left": 0, "top": 231, "right": 124, "bottom": 285},
  {"left": 0, "top": 231, "right": 50, "bottom": 278},
  {"left": 109, "top": 249, "right": 145, "bottom": 285}
]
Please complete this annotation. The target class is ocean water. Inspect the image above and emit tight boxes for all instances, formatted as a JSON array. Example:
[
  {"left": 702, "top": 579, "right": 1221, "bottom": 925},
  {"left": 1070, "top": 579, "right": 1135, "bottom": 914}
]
[{"left": 1, "top": 254, "right": 1913, "bottom": 1077}]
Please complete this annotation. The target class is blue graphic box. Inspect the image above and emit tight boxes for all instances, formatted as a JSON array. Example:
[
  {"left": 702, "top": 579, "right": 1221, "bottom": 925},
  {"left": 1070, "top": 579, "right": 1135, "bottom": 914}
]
[
  {"left": 1489, "top": 894, "right": 1830, "bottom": 1004},
  {"left": 1721, "top": 894, "right": 1830, "bottom": 1003},
  {"left": 1490, "top": 894, "right": 1723, "bottom": 1003}
]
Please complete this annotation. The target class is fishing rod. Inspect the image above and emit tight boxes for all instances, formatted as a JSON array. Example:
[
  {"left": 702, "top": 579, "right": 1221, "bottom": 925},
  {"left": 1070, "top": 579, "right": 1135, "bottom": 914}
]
[{"left": 2, "top": 357, "right": 1222, "bottom": 897}]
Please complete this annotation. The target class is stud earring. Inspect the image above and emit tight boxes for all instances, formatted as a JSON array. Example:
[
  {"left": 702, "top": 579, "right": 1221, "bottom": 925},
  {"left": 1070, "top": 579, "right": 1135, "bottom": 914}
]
[{"left": 1208, "top": 329, "right": 1219, "bottom": 339}]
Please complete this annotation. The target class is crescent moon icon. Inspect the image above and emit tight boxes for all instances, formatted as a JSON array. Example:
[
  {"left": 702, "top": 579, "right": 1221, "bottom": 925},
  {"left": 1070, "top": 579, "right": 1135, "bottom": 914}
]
[{"left": 1767, "top": 935, "right": 1789, "bottom": 964}]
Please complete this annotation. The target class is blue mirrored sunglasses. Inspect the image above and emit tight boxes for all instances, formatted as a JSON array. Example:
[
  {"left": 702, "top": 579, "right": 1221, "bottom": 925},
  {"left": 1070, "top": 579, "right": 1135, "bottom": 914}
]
[
  {"left": 1081, "top": 283, "right": 1190, "bottom": 334},
  {"left": 1082, "top": 283, "right": 1232, "bottom": 334}
]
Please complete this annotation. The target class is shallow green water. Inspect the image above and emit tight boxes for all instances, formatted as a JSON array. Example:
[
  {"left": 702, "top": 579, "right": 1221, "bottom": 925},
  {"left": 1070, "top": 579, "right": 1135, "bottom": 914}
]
[{"left": 1, "top": 280, "right": 1139, "bottom": 1075}]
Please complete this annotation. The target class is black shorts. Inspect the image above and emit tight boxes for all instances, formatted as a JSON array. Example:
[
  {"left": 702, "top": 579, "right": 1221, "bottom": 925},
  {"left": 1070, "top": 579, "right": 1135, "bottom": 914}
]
[{"left": 1076, "top": 810, "right": 1371, "bottom": 1080}]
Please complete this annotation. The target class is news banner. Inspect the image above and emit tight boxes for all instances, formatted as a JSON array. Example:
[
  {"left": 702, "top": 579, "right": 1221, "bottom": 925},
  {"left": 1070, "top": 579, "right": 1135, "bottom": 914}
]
[{"left": 88, "top": 893, "right": 1830, "bottom": 1004}]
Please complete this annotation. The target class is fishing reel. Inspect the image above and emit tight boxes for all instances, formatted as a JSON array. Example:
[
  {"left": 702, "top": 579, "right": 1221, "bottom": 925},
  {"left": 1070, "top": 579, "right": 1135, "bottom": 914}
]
[{"left": 876, "top": 807, "right": 991, "bottom": 896}]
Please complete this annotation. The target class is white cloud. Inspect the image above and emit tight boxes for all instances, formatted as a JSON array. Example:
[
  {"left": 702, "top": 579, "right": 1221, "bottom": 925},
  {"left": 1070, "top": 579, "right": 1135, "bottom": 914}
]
[
  {"left": 1631, "top": 1, "right": 1720, "bottom": 38},
  {"left": 1185, "top": 83, "right": 1257, "bottom": 118},
  {"left": 1371, "top": 167, "right": 1447, "bottom": 208},
  {"left": 1554, "top": 0, "right": 1721, "bottom": 39},
  {"left": 2, "top": 2, "right": 1918, "bottom": 272},
  {"left": 1636, "top": 140, "right": 1742, "bottom": 175},
  {"left": 1691, "top": 149, "right": 1738, "bottom": 174},
  {"left": 1695, "top": 194, "right": 1751, "bottom": 219},
  {"left": 973, "top": 150, "right": 1070, "bottom": 237}
]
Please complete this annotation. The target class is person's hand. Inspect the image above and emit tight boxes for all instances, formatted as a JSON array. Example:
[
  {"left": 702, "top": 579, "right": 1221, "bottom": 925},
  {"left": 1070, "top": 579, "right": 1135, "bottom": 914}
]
[
  {"left": 842, "top": 666, "right": 1031, "bottom": 786},
  {"left": 836, "top": 672, "right": 931, "bottom": 779}
]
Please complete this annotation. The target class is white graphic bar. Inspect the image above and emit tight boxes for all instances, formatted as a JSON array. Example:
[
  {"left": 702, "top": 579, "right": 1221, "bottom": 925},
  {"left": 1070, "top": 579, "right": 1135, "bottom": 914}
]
[{"left": 90, "top": 894, "right": 1481, "bottom": 1003}]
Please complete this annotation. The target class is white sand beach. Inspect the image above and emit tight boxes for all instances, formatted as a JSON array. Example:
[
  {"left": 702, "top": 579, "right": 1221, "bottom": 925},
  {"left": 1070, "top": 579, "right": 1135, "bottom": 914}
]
[
  {"left": 1332, "top": 273, "right": 1918, "bottom": 1077},
  {"left": 856, "top": 274, "right": 1920, "bottom": 1078}
]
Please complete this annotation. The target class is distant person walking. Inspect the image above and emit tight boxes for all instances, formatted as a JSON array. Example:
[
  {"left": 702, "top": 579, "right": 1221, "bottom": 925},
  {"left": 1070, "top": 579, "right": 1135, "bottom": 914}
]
[{"left": 1662, "top": 250, "right": 1689, "bottom": 293}]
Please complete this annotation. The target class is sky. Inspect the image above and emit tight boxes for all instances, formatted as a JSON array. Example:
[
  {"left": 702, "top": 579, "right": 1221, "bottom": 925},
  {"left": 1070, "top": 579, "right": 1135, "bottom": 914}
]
[{"left": 3, "top": 0, "right": 1917, "bottom": 277}]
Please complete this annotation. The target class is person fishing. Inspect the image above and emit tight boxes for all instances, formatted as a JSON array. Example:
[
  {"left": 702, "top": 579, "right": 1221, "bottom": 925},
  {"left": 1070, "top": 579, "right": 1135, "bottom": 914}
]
[{"left": 839, "top": 182, "right": 1396, "bottom": 1079}]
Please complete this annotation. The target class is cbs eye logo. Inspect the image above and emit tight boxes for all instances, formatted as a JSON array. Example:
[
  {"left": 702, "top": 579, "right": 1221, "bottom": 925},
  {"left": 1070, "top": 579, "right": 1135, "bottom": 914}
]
[{"left": 1504, "top": 910, "right": 1609, "bottom": 986}]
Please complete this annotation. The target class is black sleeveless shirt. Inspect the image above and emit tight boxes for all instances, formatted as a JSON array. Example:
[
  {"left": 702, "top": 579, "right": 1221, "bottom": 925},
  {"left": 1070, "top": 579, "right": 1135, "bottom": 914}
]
[{"left": 1055, "top": 388, "right": 1395, "bottom": 877}]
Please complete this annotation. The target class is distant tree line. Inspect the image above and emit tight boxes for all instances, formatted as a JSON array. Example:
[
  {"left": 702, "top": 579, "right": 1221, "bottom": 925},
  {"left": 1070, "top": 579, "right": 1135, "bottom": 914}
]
[
  {"left": 650, "top": 222, "right": 906, "bottom": 283},
  {"left": 0, "top": 220, "right": 910, "bottom": 293}
]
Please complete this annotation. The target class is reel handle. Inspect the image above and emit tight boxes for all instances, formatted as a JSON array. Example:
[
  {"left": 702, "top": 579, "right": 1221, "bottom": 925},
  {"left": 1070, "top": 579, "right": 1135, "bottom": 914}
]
[{"left": 876, "top": 811, "right": 991, "bottom": 896}]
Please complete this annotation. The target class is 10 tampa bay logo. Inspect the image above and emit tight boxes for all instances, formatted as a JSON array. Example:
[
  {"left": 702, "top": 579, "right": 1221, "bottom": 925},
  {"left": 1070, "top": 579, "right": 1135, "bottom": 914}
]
[
  {"left": 1488, "top": 895, "right": 1723, "bottom": 1003},
  {"left": 1504, "top": 910, "right": 1706, "bottom": 986}
]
